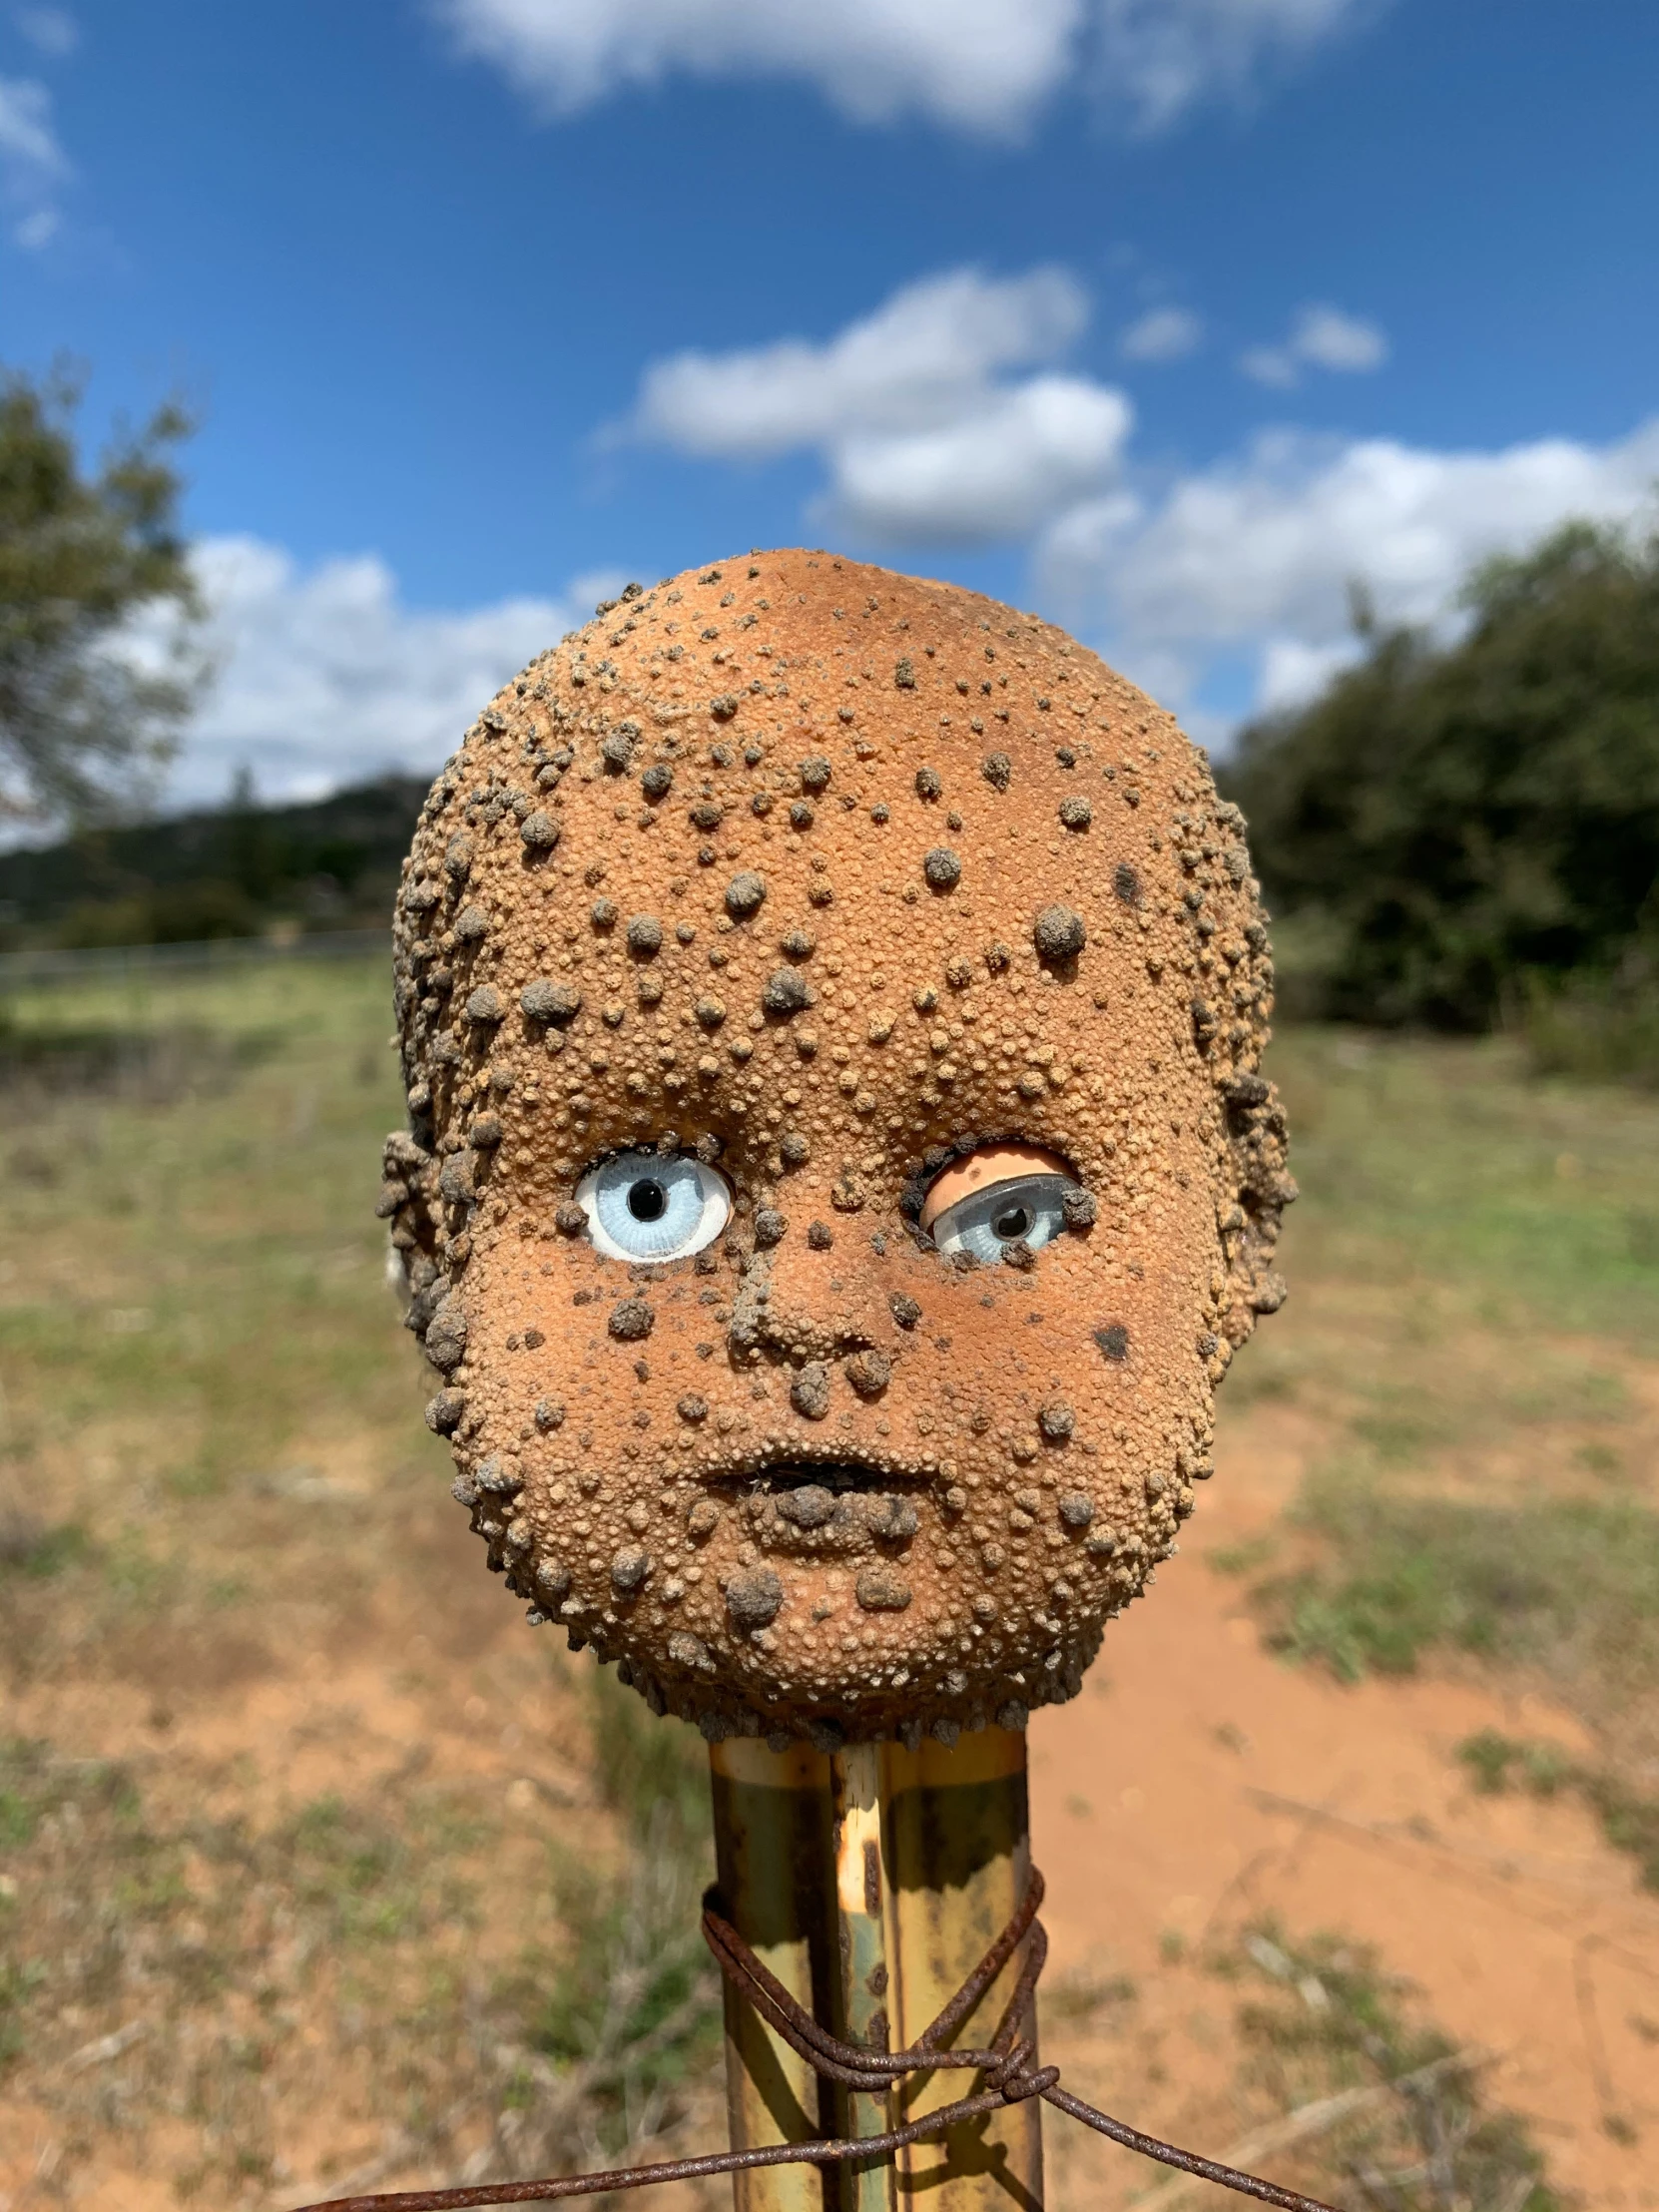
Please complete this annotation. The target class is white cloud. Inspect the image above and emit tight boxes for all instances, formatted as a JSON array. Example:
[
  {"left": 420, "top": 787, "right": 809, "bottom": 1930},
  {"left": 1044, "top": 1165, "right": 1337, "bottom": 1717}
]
[
  {"left": 1241, "top": 300, "right": 1387, "bottom": 386},
  {"left": 0, "top": 71, "right": 67, "bottom": 247},
  {"left": 830, "top": 376, "right": 1131, "bottom": 542},
  {"left": 632, "top": 268, "right": 1087, "bottom": 457},
  {"left": 14, "top": 8, "right": 79, "bottom": 58},
  {"left": 1038, "top": 417, "right": 1659, "bottom": 732},
  {"left": 1293, "top": 303, "right": 1386, "bottom": 371},
  {"left": 1096, "top": 0, "right": 1378, "bottom": 132},
  {"left": 140, "top": 538, "right": 608, "bottom": 812},
  {"left": 1119, "top": 304, "right": 1204, "bottom": 361},
  {"left": 438, "top": 0, "right": 1084, "bottom": 138},
  {"left": 438, "top": 0, "right": 1382, "bottom": 139},
  {"left": 629, "top": 266, "right": 1130, "bottom": 543}
]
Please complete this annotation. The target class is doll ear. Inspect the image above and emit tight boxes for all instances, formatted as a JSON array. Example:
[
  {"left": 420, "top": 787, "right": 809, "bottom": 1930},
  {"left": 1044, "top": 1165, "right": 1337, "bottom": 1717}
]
[{"left": 918, "top": 1142, "right": 1073, "bottom": 1234}]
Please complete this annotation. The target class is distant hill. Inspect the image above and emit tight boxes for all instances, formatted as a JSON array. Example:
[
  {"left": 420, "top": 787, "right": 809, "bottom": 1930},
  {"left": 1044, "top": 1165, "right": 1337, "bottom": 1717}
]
[{"left": 0, "top": 776, "right": 427, "bottom": 949}]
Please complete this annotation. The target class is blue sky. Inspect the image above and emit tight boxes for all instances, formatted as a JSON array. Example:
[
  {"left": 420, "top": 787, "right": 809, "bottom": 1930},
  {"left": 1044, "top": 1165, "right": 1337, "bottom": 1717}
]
[{"left": 3, "top": 0, "right": 1656, "bottom": 808}]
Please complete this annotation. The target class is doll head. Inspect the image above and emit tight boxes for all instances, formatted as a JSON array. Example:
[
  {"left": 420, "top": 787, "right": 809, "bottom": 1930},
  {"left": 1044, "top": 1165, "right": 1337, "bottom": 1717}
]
[{"left": 383, "top": 553, "right": 1291, "bottom": 1747}]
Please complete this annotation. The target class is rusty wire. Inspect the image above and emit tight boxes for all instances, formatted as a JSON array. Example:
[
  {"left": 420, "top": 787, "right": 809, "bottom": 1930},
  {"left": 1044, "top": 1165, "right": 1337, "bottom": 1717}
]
[{"left": 291, "top": 1868, "right": 1338, "bottom": 2212}]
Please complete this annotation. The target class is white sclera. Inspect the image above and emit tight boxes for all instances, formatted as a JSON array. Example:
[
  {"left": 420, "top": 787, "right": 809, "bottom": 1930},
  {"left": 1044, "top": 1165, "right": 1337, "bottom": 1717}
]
[
  {"left": 575, "top": 1151, "right": 732, "bottom": 1264},
  {"left": 928, "top": 1173, "right": 1070, "bottom": 1267}
]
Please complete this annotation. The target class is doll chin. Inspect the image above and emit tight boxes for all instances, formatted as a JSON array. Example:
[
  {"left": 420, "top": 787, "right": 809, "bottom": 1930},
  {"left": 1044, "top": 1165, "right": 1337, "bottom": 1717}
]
[{"left": 613, "top": 1608, "right": 1108, "bottom": 1749}]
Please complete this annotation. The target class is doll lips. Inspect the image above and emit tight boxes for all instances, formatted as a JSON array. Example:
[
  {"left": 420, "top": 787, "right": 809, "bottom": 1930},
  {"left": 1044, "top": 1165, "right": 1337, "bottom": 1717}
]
[{"left": 704, "top": 1457, "right": 938, "bottom": 1560}]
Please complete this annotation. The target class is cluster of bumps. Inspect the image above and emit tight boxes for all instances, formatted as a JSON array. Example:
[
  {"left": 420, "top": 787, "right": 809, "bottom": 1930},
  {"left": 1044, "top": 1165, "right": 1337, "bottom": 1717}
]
[{"left": 380, "top": 552, "right": 1292, "bottom": 1747}]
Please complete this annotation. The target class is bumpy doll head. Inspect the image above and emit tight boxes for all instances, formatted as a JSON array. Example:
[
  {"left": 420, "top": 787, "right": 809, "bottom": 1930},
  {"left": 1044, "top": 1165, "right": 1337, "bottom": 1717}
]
[{"left": 382, "top": 553, "right": 1292, "bottom": 1748}]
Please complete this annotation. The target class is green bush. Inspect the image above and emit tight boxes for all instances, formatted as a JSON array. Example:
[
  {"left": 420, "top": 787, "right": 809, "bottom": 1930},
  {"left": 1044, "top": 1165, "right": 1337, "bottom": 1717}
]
[{"left": 1224, "top": 520, "right": 1659, "bottom": 1032}]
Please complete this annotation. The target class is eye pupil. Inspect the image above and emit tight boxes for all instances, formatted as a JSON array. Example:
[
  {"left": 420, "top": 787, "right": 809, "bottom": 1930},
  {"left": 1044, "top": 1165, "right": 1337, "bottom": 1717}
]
[
  {"left": 993, "top": 1205, "right": 1031, "bottom": 1241},
  {"left": 628, "top": 1179, "right": 668, "bottom": 1223}
]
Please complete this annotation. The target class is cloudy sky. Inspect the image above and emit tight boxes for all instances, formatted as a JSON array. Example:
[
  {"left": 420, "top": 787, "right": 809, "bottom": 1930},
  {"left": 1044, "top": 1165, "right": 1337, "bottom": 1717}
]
[{"left": 4, "top": 0, "right": 1656, "bottom": 808}]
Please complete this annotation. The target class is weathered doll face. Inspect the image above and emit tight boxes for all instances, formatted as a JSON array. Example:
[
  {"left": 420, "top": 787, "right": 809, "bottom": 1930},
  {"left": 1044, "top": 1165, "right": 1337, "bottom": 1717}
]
[{"left": 384, "top": 554, "right": 1290, "bottom": 1748}]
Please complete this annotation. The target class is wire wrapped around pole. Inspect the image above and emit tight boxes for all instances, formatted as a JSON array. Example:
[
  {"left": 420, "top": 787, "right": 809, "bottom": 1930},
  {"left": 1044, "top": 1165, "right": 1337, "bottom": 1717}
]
[{"left": 290, "top": 1870, "right": 1340, "bottom": 2212}]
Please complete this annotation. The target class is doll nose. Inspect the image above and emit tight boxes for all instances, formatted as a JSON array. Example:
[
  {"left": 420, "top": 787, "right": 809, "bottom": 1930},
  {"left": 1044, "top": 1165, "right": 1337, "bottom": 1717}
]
[{"left": 749, "top": 1224, "right": 889, "bottom": 1365}]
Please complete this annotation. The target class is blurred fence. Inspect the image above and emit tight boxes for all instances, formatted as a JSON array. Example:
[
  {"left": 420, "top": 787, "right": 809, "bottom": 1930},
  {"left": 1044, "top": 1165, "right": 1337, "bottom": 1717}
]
[{"left": 0, "top": 929, "right": 389, "bottom": 990}]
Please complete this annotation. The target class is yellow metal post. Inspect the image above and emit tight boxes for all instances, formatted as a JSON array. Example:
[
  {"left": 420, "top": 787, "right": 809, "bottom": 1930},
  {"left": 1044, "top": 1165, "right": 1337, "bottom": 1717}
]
[{"left": 710, "top": 1729, "right": 1041, "bottom": 2212}]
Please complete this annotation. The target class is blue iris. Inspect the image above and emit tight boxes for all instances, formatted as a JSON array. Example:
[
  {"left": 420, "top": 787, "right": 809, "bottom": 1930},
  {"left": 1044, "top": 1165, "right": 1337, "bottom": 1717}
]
[
  {"left": 929, "top": 1174, "right": 1069, "bottom": 1266},
  {"left": 578, "top": 1152, "right": 730, "bottom": 1262}
]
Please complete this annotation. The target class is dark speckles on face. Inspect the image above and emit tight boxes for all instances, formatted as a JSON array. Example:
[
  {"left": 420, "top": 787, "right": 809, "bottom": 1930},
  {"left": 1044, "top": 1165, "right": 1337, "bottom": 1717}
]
[
  {"left": 1033, "top": 904, "right": 1086, "bottom": 961},
  {"left": 725, "top": 870, "right": 766, "bottom": 918},
  {"left": 609, "top": 1298, "right": 655, "bottom": 1342},
  {"left": 763, "top": 966, "right": 813, "bottom": 1017},
  {"left": 923, "top": 846, "right": 961, "bottom": 891},
  {"left": 790, "top": 1363, "right": 831, "bottom": 1419},
  {"left": 726, "top": 1568, "right": 783, "bottom": 1630}
]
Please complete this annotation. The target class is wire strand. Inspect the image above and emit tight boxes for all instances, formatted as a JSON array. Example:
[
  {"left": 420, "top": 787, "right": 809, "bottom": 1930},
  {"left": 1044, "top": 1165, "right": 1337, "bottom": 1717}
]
[{"left": 290, "top": 1869, "right": 1340, "bottom": 2212}]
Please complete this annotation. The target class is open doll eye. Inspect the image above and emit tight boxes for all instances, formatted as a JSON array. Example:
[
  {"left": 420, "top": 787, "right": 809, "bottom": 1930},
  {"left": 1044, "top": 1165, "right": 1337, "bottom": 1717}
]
[
  {"left": 920, "top": 1142, "right": 1076, "bottom": 1266},
  {"left": 575, "top": 1151, "right": 732, "bottom": 1263}
]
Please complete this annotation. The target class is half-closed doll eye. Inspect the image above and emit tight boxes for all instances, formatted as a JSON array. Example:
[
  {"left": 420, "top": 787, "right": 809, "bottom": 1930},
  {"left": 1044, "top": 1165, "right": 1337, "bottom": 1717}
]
[
  {"left": 920, "top": 1142, "right": 1078, "bottom": 1266},
  {"left": 575, "top": 1151, "right": 732, "bottom": 1262}
]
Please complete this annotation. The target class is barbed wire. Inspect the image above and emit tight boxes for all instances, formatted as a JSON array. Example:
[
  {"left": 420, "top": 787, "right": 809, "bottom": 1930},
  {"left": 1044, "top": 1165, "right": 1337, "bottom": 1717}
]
[{"left": 291, "top": 1869, "right": 1338, "bottom": 2212}]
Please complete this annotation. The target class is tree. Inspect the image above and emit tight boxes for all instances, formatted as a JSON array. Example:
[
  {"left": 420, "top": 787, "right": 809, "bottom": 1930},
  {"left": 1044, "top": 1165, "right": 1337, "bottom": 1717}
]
[
  {"left": 0, "top": 361, "right": 202, "bottom": 830},
  {"left": 1222, "top": 520, "right": 1659, "bottom": 1029}
]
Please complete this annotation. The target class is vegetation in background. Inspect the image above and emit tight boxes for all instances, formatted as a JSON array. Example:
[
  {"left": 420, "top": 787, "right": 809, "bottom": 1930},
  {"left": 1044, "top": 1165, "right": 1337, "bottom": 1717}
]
[
  {"left": 1224, "top": 520, "right": 1659, "bottom": 1065},
  {"left": 0, "top": 771, "right": 426, "bottom": 950},
  {"left": 1457, "top": 1730, "right": 1659, "bottom": 1895},
  {"left": 0, "top": 360, "right": 202, "bottom": 832},
  {"left": 1244, "top": 1475, "right": 1659, "bottom": 1696},
  {"left": 0, "top": 1686, "right": 718, "bottom": 2204},
  {"left": 7, "top": 963, "right": 1652, "bottom": 2200},
  {"left": 1212, "top": 1924, "right": 1560, "bottom": 2209},
  {"left": 484, "top": 1673, "right": 719, "bottom": 2182}
]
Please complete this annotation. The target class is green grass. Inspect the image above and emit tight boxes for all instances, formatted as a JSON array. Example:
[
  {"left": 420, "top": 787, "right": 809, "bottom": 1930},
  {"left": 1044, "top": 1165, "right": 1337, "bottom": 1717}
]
[
  {"left": 1215, "top": 1922, "right": 1562, "bottom": 2209},
  {"left": 0, "top": 960, "right": 410, "bottom": 1502},
  {"left": 1246, "top": 1471, "right": 1659, "bottom": 1694},
  {"left": 502, "top": 1669, "right": 720, "bottom": 2164},
  {"left": 1263, "top": 1026, "right": 1659, "bottom": 1343},
  {"left": 1457, "top": 1730, "right": 1659, "bottom": 1895}
]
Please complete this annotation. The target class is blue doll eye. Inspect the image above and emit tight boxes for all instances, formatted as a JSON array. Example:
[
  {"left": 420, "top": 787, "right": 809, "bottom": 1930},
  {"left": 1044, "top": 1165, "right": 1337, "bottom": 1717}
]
[
  {"left": 574, "top": 1152, "right": 732, "bottom": 1263},
  {"left": 927, "top": 1173, "right": 1070, "bottom": 1266}
]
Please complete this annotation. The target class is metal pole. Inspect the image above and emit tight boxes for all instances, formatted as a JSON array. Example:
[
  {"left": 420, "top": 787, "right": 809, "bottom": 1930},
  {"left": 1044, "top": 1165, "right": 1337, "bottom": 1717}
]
[{"left": 710, "top": 1729, "right": 1042, "bottom": 2212}]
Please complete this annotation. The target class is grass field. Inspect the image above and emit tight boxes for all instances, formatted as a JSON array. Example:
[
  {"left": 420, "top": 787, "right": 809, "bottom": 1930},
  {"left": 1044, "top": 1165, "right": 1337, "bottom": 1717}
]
[{"left": 1, "top": 963, "right": 1655, "bottom": 2206}]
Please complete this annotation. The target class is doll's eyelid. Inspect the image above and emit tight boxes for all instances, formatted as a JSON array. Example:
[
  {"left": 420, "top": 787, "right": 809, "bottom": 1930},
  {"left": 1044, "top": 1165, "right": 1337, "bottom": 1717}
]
[{"left": 920, "top": 1144, "right": 1079, "bottom": 1201}]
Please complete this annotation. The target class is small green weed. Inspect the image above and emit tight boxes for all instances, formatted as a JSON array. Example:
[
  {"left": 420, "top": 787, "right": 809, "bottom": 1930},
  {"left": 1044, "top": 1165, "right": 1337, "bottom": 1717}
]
[
  {"left": 0, "top": 1518, "right": 92, "bottom": 1579},
  {"left": 476, "top": 1668, "right": 720, "bottom": 2183},
  {"left": 1251, "top": 1473, "right": 1659, "bottom": 1691},
  {"left": 1456, "top": 1729, "right": 1572, "bottom": 1798},
  {"left": 1456, "top": 1732, "right": 1659, "bottom": 1894},
  {"left": 1220, "top": 1923, "right": 1561, "bottom": 2210}
]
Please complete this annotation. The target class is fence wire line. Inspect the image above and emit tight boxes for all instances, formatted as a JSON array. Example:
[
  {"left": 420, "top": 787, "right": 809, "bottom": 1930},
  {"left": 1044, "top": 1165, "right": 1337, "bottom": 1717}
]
[{"left": 290, "top": 1868, "right": 1340, "bottom": 2212}]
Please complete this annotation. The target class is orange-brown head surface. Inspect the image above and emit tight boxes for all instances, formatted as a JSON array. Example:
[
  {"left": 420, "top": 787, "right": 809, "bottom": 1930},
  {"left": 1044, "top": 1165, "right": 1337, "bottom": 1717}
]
[{"left": 383, "top": 552, "right": 1292, "bottom": 1749}]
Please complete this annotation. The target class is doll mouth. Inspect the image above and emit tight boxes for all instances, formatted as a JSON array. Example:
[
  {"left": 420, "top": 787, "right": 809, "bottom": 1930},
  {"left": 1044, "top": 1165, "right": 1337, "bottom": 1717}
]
[
  {"left": 703, "top": 1456, "right": 937, "bottom": 1559},
  {"left": 699, "top": 1459, "right": 937, "bottom": 1495}
]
